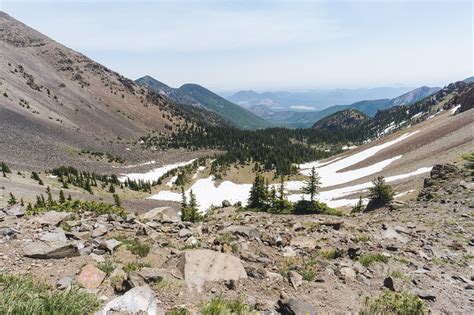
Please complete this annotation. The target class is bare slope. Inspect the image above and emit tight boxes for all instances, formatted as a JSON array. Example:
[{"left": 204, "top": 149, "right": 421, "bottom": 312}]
[{"left": 0, "top": 12, "right": 202, "bottom": 169}]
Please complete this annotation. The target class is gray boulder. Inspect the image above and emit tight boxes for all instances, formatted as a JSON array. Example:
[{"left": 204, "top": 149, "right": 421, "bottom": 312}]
[
  {"left": 278, "top": 298, "right": 316, "bottom": 315},
  {"left": 23, "top": 241, "right": 78, "bottom": 259},
  {"left": 30, "top": 211, "right": 70, "bottom": 226},
  {"left": 101, "top": 285, "right": 158, "bottom": 315},
  {"left": 222, "top": 225, "right": 260, "bottom": 239},
  {"left": 166, "top": 249, "right": 247, "bottom": 289}
]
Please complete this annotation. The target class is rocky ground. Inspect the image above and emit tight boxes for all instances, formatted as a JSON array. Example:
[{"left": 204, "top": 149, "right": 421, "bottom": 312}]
[{"left": 0, "top": 162, "right": 473, "bottom": 314}]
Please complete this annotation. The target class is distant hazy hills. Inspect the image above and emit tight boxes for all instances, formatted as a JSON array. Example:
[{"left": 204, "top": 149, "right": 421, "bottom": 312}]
[
  {"left": 227, "top": 86, "right": 418, "bottom": 111},
  {"left": 242, "top": 86, "right": 440, "bottom": 128},
  {"left": 136, "top": 76, "right": 272, "bottom": 130}
]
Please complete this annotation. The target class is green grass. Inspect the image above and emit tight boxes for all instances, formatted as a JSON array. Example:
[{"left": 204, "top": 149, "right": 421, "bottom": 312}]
[
  {"left": 96, "top": 261, "right": 116, "bottom": 276},
  {"left": 320, "top": 248, "right": 342, "bottom": 260},
  {"left": 115, "top": 235, "right": 150, "bottom": 257},
  {"left": 167, "top": 307, "right": 191, "bottom": 315},
  {"left": 359, "top": 290, "right": 426, "bottom": 315},
  {"left": 122, "top": 261, "right": 151, "bottom": 273},
  {"left": 359, "top": 253, "right": 389, "bottom": 267},
  {"left": 201, "top": 296, "right": 251, "bottom": 315},
  {"left": 0, "top": 273, "right": 100, "bottom": 315}
]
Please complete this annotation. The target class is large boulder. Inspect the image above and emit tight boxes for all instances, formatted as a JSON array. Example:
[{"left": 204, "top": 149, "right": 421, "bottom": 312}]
[
  {"left": 30, "top": 211, "right": 70, "bottom": 226},
  {"left": 139, "top": 207, "right": 180, "bottom": 223},
  {"left": 23, "top": 241, "right": 78, "bottom": 259},
  {"left": 102, "top": 285, "right": 158, "bottom": 315},
  {"left": 166, "top": 249, "right": 247, "bottom": 289}
]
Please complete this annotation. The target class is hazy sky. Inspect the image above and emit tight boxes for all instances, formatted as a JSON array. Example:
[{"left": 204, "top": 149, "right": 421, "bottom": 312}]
[{"left": 2, "top": 0, "right": 473, "bottom": 91}]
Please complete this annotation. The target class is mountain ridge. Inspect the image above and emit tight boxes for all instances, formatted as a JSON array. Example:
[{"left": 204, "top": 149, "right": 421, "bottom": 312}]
[{"left": 135, "top": 75, "right": 272, "bottom": 130}]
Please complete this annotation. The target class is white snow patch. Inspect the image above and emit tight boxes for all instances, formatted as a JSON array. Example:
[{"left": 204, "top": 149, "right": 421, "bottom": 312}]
[
  {"left": 450, "top": 104, "right": 461, "bottom": 114},
  {"left": 119, "top": 160, "right": 157, "bottom": 169},
  {"left": 149, "top": 177, "right": 252, "bottom": 212},
  {"left": 342, "top": 145, "right": 358, "bottom": 150},
  {"left": 165, "top": 176, "right": 178, "bottom": 187},
  {"left": 148, "top": 132, "right": 428, "bottom": 212},
  {"left": 119, "top": 159, "right": 196, "bottom": 183},
  {"left": 299, "top": 132, "right": 418, "bottom": 187}
]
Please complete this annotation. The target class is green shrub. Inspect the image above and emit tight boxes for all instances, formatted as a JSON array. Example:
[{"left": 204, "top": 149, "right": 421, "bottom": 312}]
[
  {"left": 359, "top": 253, "right": 389, "bottom": 267},
  {"left": 122, "top": 261, "right": 151, "bottom": 273},
  {"left": 365, "top": 176, "right": 395, "bottom": 211},
  {"left": 201, "top": 296, "right": 250, "bottom": 315},
  {"left": 96, "top": 261, "right": 116, "bottom": 276},
  {"left": 0, "top": 273, "right": 100, "bottom": 314},
  {"left": 115, "top": 235, "right": 150, "bottom": 257},
  {"left": 293, "top": 199, "right": 338, "bottom": 215},
  {"left": 167, "top": 307, "right": 191, "bottom": 315},
  {"left": 359, "top": 290, "right": 426, "bottom": 315},
  {"left": 320, "top": 248, "right": 342, "bottom": 260}
]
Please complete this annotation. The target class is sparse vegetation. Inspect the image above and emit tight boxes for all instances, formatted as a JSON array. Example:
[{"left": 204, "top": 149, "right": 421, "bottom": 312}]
[
  {"left": 201, "top": 296, "right": 250, "bottom": 315},
  {"left": 97, "top": 260, "right": 116, "bottom": 276},
  {"left": 122, "top": 261, "right": 151, "bottom": 273},
  {"left": 115, "top": 235, "right": 150, "bottom": 257},
  {"left": 359, "top": 252, "right": 389, "bottom": 267},
  {"left": 0, "top": 273, "right": 100, "bottom": 314},
  {"left": 359, "top": 290, "right": 426, "bottom": 315}
]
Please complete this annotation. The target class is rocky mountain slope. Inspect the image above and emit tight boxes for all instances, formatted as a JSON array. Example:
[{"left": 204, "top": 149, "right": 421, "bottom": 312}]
[
  {"left": 0, "top": 161, "right": 472, "bottom": 313},
  {"left": 247, "top": 86, "right": 440, "bottom": 128},
  {"left": 0, "top": 12, "right": 229, "bottom": 171},
  {"left": 312, "top": 109, "right": 369, "bottom": 131},
  {"left": 136, "top": 76, "right": 272, "bottom": 130}
]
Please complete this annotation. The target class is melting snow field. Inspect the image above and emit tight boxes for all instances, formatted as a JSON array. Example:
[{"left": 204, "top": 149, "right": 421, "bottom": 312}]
[
  {"left": 143, "top": 131, "right": 431, "bottom": 212},
  {"left": 119, "top": 159, "right": 196, "bottom": 183}
]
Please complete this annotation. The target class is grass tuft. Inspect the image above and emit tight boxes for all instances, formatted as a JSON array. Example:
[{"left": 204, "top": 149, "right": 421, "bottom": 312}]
[
  {"left": 201, "top": 296, "right": 250, "bottom": 315},
  {"left": 0, "top": 273, "right": 100, "bottom": 315},
  {"left": 359, "top": 252, "right": 389, "bottom": 267},
  {"left": 359, "top": 290, "right": 426, "bottom": 315}
]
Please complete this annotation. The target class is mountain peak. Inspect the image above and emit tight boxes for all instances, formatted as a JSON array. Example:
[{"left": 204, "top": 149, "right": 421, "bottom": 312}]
[{"left": 313, "top": 108, "right": 369, "bottom": 130}]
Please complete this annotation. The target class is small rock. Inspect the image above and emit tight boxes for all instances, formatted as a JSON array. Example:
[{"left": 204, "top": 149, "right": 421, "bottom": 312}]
[
  {"left": 222, "top": 200, "right": 231, "bottom": 207},
  {"left": 110, "top": 267, "right": 128, "bottom": 292},
  {"left": 413, "top": 289, "right": 436, "bottom": 301},
  {"left": 56, "top": 276, "right": 73, "bottom": 290},
  {"left": 266, "top": 270, "right": 284, "bottom": 282},
  {"left": 178, "top": 228, "right": 192, "bottom": 238},
  {"left": 78, "top": 264, "right": 106, "bottom": 289},
  {"left": 289, "top": 270, "right": 303, "bottom": 289},
  {"left": 383, "top": 276, "right": 395, "bottom": 291},
  {"left": 40, "top": 228, "right": 67, "bottom": 243},
  {"left": 340, "top": 267, "right": 356, "bottom": 280},
  {"left": 102, "top": 238, "right": 122, "bottom": 252},
  {"left": 0, "top": 227, "right": 19, "bottom": 236},
  {"left": 91, "top": 227, "right": 108, "bottom": 238},
  {"left": 278, "top": 298, "right": 316, "bottom": 315}
]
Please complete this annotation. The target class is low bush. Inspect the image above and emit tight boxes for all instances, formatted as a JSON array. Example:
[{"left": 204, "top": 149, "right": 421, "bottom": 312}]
[
  {"left": 359, "top": 290, "right": 426, "bottom": 315},
  {"left": 115, "top": 235, "right": 150, "bottom": 257}
]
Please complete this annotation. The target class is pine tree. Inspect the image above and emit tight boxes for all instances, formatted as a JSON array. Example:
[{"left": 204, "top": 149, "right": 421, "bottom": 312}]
[
  {"left": 59, "top": 189, "right": 66, "bottom": 204},
  {"left": 46, "top": 186, "right": 54, "bottom": 207},
  {"left": 67, "top": 194, "right": 72, "bottom": 201},
  {"left": 247, "top": 173, "right": 269, "bottom": 210},
  {"left": 109, "top": 184, "right": 116, "bottom": 193},
  {"left": 366, "top": 176, "right": 394, "bottom": 211},
  {"left": 113, "top": 194, "right": 121, "bottom": 207},
  {"left": 180, "top": 186, "right": 188, "bottom": 210},
  {"left": 181, "top": 190, "right": 202, "bottom": 222},
  {"left": 303, "top": 167, "right": 321, "bottom": 202}
]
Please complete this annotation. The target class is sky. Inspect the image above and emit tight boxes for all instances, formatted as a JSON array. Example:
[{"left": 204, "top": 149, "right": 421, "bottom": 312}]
[{"left": 1, "top": 0, "right": 473, "bottom": 92}]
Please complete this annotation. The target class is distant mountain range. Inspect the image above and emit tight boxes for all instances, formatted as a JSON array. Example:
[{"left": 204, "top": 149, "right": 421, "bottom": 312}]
[
  {"left": 243, "top": 86, "right": 440, "bottom": 128},
  {"left": 227, "top": 86, "right": 420, "bottom": 111},
  {"left": 136, "top": 76, "right": 272, "bottom": 130}
]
